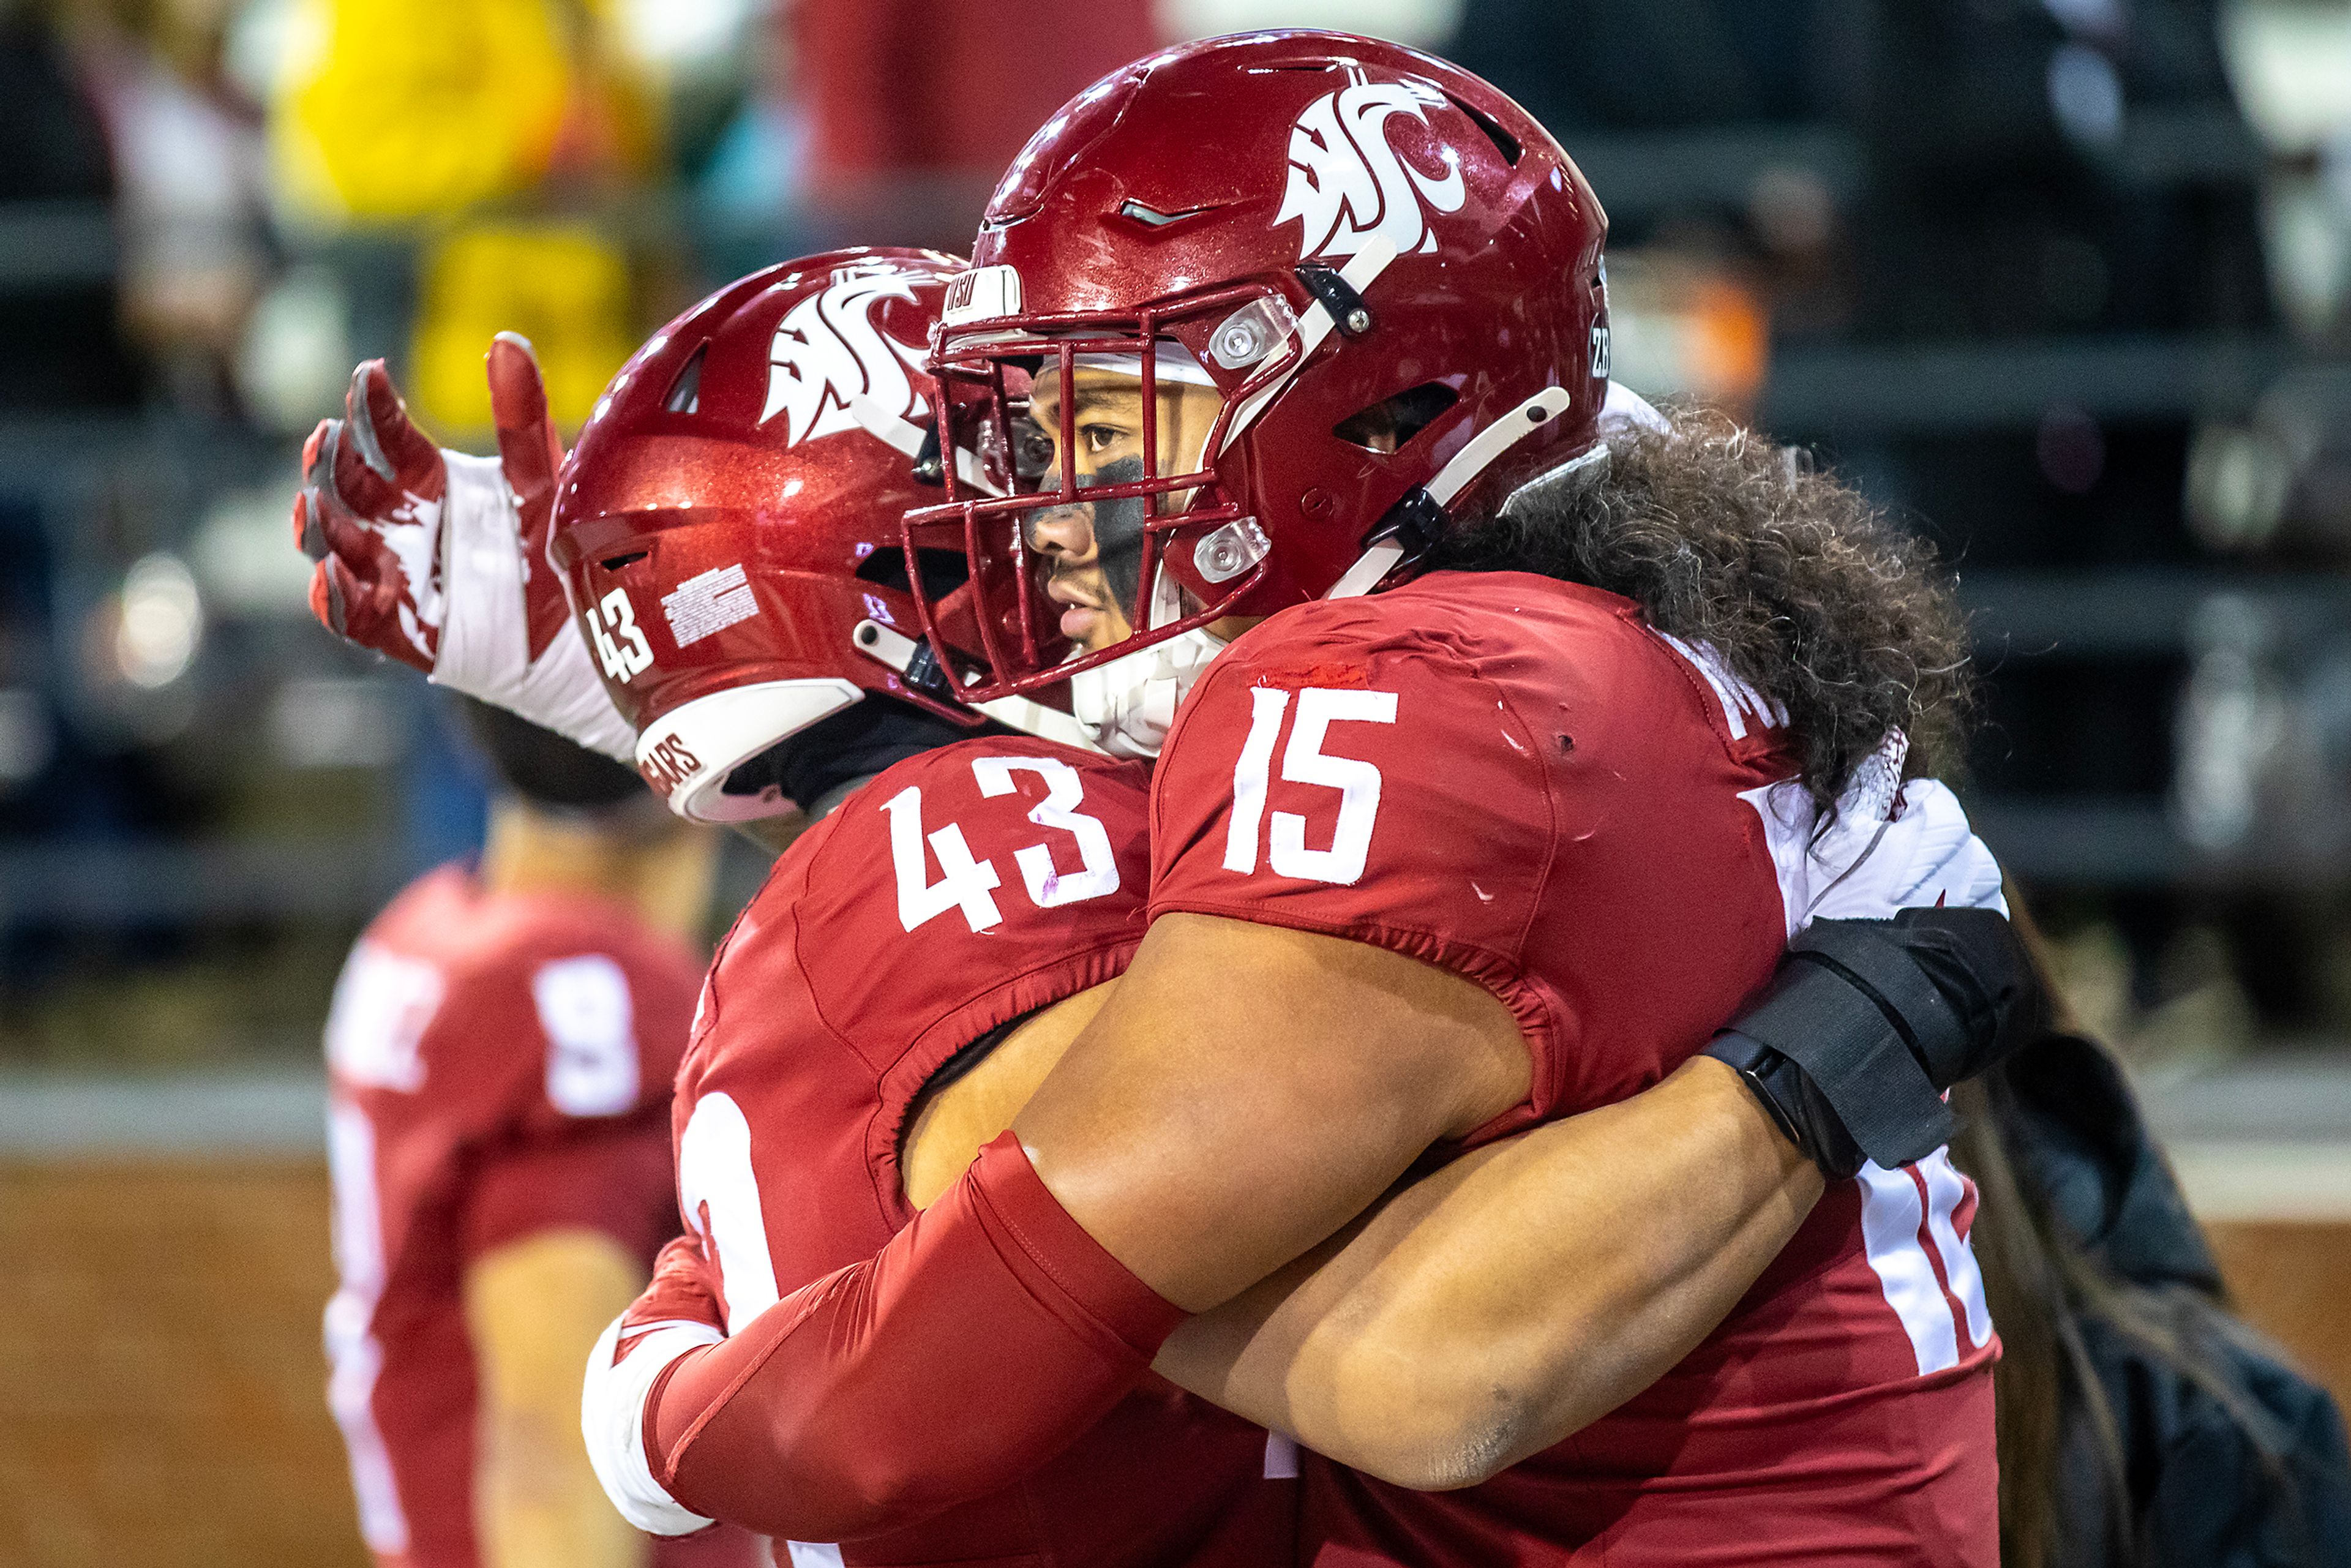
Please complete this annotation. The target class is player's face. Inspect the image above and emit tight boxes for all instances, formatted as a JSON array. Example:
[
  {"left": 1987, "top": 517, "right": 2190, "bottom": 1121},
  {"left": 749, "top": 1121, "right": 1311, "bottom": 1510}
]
[{"left": 1021, "top": 365, "right": 1224, "bottom": 655}]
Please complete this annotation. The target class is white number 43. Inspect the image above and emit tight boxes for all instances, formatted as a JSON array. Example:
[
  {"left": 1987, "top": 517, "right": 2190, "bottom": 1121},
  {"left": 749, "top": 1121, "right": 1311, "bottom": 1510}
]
[
  {"left": 885, "top": 756, "right": 1122, "bottom": 934},
  {"left": 588, "top": 588, "right": 653, "bottom": 681}
]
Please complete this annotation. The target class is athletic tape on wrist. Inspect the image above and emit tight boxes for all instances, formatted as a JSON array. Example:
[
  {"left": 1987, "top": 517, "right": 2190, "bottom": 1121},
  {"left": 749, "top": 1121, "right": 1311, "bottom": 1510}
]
[
  {"left": 426, "top": 453, "right": 635, "bottom": 762},
  {"left": 582, "top": 1314, "right": 723, "bottom": 1537},
  {"left": 1729, "top": 950, "right": 1958, "bottom": 1171}
]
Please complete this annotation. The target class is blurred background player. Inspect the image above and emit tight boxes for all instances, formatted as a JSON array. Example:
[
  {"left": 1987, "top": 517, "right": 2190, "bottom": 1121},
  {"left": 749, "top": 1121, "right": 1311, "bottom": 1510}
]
[{"left": 321, "top": 692, "right": 752, "bottom": 1568}]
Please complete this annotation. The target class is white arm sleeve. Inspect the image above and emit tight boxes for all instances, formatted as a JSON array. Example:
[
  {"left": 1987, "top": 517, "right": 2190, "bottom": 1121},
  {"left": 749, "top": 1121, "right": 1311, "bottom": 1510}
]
[
  {"left": 581, "top": 1313, "right": 724, "bottom": 1537},
  {"left": 427, "top": 452, "right": 637, "bottom": 762}
]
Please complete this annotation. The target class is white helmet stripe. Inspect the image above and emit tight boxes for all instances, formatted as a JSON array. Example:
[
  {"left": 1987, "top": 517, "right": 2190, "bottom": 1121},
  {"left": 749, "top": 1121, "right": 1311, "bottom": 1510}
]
[
  {"left": 843, "top": 392, "right": 1001, "bottom": 496},
  {"left": 1220, "top": 236, "right": 1397, "bottom": 454},
  {"left": 1327, "top": 386, "right": 1578, "bottom": 602}
]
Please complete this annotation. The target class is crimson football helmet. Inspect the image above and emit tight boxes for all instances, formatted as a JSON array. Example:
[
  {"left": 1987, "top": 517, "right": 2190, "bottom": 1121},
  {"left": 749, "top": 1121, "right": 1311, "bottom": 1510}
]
[
  {"left": 549, "top": 249, "right": 1089, "bottom": 823},
  {"left": 902, "top": 29, "right": 1612, "bottom": 703}
]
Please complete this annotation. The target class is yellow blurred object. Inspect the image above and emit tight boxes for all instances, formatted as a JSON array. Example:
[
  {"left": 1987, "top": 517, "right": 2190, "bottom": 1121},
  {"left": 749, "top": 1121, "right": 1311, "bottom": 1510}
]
[
  {"left": 409, "top": 225, "right": 636, "bottom": 437},
  {"left": 271, "top": 0, "right": 574, "bottom": 222}
]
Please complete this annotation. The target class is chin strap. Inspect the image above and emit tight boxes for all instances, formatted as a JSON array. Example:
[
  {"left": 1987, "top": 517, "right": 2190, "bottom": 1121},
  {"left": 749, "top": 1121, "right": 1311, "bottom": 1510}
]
[
  {"left": 851, "top": 618, "right": 1106, "bottom": 753},
  {"left": 1325, "top": 386, "right": 1584, "bottom": 602}
]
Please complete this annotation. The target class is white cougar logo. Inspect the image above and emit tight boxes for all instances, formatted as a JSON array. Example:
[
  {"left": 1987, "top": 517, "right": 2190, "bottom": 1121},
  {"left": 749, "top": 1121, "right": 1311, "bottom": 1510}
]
[
  {"left": 760, "top": 271, "right": 928, "bottom": 445},
  {"left": 1274, "top": 76, "right": 1468, "bottom": 262}
]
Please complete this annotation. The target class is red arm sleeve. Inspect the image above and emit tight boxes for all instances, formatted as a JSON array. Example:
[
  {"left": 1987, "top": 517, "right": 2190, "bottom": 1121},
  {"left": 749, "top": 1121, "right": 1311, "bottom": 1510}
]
[{"left": 645, "top": 1132, "right": 1183, "bottom": 1542}]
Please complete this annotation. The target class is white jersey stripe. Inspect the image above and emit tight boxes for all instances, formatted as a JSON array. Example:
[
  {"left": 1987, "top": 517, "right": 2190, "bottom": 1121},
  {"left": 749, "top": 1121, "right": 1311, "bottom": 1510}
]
[
  {"left": 1857, "top": 1160, "right": 1961, "bottom": 1375},
  {"left": 1921, "top": 1151, "right": 1993, "bottom": 1351},
  {"left": 323, "top": 1101, "right": 410, "bottom": 1553},
  {"left": 1903, "top": 1163, "right": 1970, "bottom": 1346}
]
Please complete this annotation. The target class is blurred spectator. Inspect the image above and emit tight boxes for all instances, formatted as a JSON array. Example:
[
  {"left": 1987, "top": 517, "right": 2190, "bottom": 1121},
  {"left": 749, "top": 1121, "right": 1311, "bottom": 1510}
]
[
  {"left": 73, "top": 0, "right": 272, "bottom": 411},
  {"left": 0, "top": 4, "right": 140, "bottom": 408},
  {"left": 267, "top": 0, "right": 654, "bottom": 227},
  {"left": 786, "top": 0, "right": 1159, "bottom": 247},
  {"left": 1959, "top": 1033, "right": 2351, "bottom": 1568}
]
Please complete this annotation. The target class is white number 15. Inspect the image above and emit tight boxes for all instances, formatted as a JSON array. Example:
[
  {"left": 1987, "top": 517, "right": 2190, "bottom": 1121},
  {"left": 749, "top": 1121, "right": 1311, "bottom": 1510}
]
[{"left": 1223, "top": 686, "right": 1397, "bottom": 885}]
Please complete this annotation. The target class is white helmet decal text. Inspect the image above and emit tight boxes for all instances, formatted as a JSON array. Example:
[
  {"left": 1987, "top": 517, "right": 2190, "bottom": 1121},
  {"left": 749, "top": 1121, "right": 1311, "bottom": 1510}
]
[
  {"left": 760, "top": 271, "right": 928, "bottom": 445},
  {"left": 1275, "top": 75, "right": 1467, "bottom": 262}
]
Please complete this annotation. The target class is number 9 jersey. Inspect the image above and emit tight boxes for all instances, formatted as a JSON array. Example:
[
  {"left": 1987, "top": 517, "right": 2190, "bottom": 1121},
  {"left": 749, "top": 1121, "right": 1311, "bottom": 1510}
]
[
  {"left": 322, "top": 866, "right": 754, "bottom": 1568},
  {"left": 661, "top": 734, "right": 1295, "bottom": 1567}
]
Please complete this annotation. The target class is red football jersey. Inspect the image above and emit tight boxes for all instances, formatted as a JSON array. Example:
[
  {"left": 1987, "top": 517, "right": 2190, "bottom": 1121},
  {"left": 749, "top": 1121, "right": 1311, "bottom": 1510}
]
[
  {"left": 669, "top": 735, "right": 1295, "bottom": 1567},
  {"left": 1150, "top": 571, "right": 1998, "bottom": 1568},
  {"left": 323, "top": 865, "right": 755, "bottom": 1568}
]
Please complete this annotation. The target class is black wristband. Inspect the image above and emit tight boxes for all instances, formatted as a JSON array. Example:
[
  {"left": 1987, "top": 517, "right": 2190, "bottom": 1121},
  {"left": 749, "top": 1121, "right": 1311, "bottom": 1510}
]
[
  {"left": 1728, "top": 951, "right": 1958, "bottom": 1171},
  {"left": 1705, "top": 1029, "right": 1870, "bottom": 1179}
]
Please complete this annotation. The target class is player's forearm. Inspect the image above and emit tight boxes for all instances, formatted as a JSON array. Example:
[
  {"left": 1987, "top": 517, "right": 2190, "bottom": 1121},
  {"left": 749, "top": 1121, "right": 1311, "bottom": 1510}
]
[
  {"left": 1155, "top": 1057, "right": 1822, "bottom": 1489},
  {"left": 645, "top": 1131, "right": 1182, "bottom": 1540}
]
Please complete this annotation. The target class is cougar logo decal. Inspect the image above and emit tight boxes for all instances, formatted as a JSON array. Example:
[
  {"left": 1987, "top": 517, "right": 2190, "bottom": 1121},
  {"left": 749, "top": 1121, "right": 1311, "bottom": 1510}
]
[
  {"left": 760, "top": 271, "right": 928, "bottom": 445},
  {"left": 1275, "top": 75, "right": 1468, "bottom": 261}
]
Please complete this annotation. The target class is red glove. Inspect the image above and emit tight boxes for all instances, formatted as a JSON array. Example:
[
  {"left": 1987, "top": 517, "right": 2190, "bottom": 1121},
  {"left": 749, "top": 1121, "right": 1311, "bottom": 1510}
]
[
  {"left": 624, "top": 1232, "right": 732, "bottom": 1346},
  {"left": 294, "top": 336, "right": 636, "bottom": 760},
  {"left": 297, "top": 358, "right": 449, "bottom": 670}
]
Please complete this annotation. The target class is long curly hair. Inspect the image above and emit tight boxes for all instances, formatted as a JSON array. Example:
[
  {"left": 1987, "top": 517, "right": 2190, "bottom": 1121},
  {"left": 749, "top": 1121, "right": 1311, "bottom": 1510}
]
[{"left": 1427, "top": 405, "right": 1976, "bottom": 814}]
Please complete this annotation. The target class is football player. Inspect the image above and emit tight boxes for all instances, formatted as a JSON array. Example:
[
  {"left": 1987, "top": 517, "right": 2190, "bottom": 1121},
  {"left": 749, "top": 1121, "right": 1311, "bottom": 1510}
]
[
  {"left": 601, "top": 32, "right": 2017, "bottom": 1567},
  {"left": 295, "top": 244, "right": 2033, "bottom": 1566},
  {"left": 321, "top": 694, "right": 756, "bottom": 1568}
]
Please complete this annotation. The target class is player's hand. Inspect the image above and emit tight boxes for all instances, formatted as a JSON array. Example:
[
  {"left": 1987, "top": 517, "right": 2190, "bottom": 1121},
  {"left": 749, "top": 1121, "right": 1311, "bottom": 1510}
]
[
  {"left": 481, "top": 331, "right": 576, "bottom": 665},
  {"left": 1706, "top": 908, "right": 2050, "bottom": 1177},
  {"left": 584, "top": 1234, "right": 726, "bottom": 1537},
  {"left": 620, "top": 1232, "right": 729, "bottom": 1343},
  {"left": 298, "top": 358, "right": 449, "bottom": 671},
  {"left": 294, "top": 339, "right": 637, "bottom": 762}
]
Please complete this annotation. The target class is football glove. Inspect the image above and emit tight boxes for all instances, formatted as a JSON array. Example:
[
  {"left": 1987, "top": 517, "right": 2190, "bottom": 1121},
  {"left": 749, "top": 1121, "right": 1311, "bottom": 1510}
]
[
  {"left": 296, "top": 335, "right": 636, "bottom": 761},
  {"left": 583, "top": 1234, "right": 726, "bottom": 1537}
]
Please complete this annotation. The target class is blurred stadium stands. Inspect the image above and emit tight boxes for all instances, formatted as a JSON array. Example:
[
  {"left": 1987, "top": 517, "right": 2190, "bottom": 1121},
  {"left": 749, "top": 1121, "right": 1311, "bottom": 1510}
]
[{"left": 2, "top": 0, "right": 2345, "bottom": 1069}]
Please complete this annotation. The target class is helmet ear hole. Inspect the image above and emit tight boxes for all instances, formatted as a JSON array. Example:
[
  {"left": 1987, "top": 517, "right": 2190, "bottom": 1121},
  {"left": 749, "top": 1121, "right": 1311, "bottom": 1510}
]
[
  {"left": 1334, "top": 383, "right": 1460, "bottom": 454},
  {"left": 854, "top": 547, "right": 972, "bottom": 601}
]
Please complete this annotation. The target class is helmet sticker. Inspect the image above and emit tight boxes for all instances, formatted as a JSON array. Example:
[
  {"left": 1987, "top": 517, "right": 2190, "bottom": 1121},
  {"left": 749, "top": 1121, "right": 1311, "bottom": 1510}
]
[
  {"left": 760, "top": 271, "right": 928, "bottom": 446},
  {"left": 661, "top": 562, "right": 761, "bottom": 648},
  {"left": 942, "top": 264, "right": 1022, "bottom": 328},
  {"left": 1275, "top": 74, "right": 1468, "bottom": 262}
]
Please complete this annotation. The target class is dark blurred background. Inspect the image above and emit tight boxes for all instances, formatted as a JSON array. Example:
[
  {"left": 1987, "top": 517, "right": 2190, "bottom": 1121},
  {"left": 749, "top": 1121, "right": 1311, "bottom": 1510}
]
[
  {"left": 2, "top": 1, "right": 2350, "bottom": 1559},
  {"left": 4, "top": 0, "right": 2348, "bottom": 1076}
]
